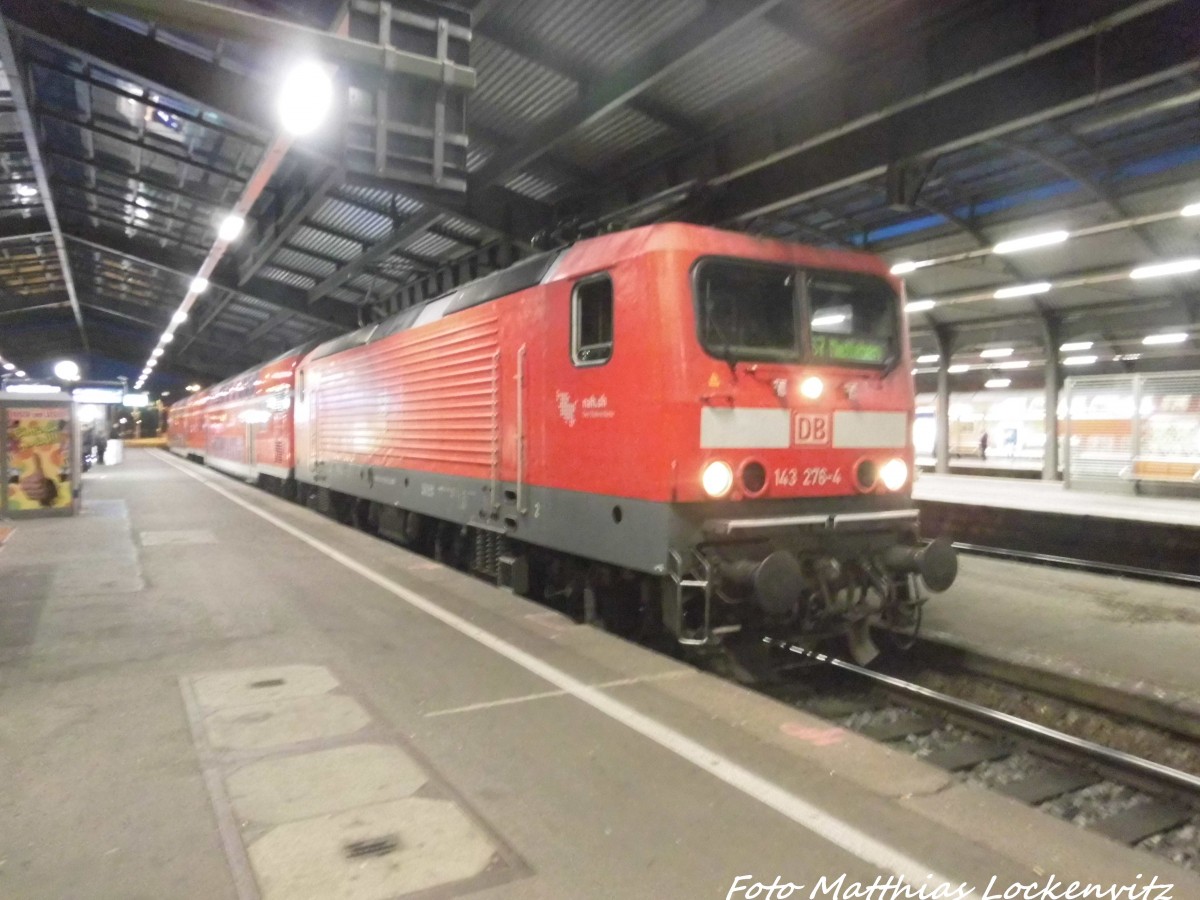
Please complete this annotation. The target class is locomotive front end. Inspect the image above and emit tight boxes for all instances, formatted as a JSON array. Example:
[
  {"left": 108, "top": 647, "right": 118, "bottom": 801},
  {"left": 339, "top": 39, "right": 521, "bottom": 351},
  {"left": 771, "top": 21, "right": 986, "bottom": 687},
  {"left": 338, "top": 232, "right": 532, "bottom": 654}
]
[{"left": 666, "top": 253, "right": 956, "bottom": 662}]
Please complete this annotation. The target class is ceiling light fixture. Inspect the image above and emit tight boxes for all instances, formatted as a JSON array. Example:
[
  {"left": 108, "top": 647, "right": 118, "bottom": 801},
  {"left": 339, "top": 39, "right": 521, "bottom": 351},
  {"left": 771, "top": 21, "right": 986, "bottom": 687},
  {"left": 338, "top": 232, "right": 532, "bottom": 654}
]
[
  {"left": 980, "top": 347, "right": 1014, "bottom": 358},
  {"left": 191, "top": 276, "right": 210, "bottom": 293},
  {"left": 1063, "top": 356, "right": 1098, "bottom": 366},
  {"left": 994, "top": 282, "right": 1052, "bottom": 299},
  {"left": 278, "top": 59, "right": 335, "bottom": 137},
  {"left": 992, "top": 230, "right": 1069, "bottom": 255},
  {"left": 218, "top": 214, "right": 245, "bottom": 242},
  {"left": 947, "top": 364, "right": 970, "bottom": 374},
  {"left": 1142, "top": 332, "right": 1188, "bottom": 345},
  {"left": 172, "top": 310, "right": 188, "bottom": 325},
  {"left": 984, "top": 378, "right": 1012, "bottom": 389},
  {"left": 916, "top": 354, "right": 940, "bottom": 363},
  {"left": 1182, "top": 203, "right": 1200, "bottom": 217},
  {"left": 905, "top": 299, "right": 935, "bottom": 313},
  {"left": 890, "top": 260, "right": 932, "bottom": 276},
  {"left": 1060, "top": 341, "right": 1093, "bottom": 352},
  {"left": 1130, "top": 259, "right": 1200, "bottom": 280},
  {"left": 994, "top": 360, "right": 1030, "bottom": 369}
]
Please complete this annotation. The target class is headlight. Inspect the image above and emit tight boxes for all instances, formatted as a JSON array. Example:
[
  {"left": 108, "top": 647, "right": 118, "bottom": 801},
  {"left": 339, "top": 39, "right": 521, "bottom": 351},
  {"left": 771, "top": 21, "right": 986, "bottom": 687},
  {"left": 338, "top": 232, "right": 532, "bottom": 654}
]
[
  {"left": 702, "top": 460, "right": 734, "bottom": 498},
  {"left": 799, "top": 376, "right": 824, "bottom": 399},
  {"left": 880, "top": 458, "right": 909, "bottom": 491}
]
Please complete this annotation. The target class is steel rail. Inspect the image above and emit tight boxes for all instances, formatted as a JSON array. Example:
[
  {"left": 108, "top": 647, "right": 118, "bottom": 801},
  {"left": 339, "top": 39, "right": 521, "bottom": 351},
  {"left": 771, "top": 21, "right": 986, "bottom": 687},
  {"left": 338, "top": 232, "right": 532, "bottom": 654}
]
[
  {"left": 952, "top": 541, "right": 1200, "bottom": 587},
  {"left": 763, "top": 637, "right": 1200, "bottom": 797}
]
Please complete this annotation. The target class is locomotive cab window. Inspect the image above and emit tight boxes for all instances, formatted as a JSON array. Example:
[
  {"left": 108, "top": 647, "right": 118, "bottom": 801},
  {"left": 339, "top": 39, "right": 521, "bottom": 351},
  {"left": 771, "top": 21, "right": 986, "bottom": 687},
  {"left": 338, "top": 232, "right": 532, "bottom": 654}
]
[
  {"left": 693, "top": 258, "right": 898, "bottom": 368},
  {"left": 572, "top": 275, "right": 613, "bottom": 366},
  {"left": 807, "top": 271, "right": 898, "bottom": 367}
]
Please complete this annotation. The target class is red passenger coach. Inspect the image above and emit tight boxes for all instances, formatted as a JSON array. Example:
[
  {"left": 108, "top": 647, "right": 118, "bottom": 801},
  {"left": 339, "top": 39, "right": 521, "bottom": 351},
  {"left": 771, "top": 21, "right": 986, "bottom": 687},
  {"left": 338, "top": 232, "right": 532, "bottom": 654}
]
[
  {"left": 292, "top": 224, "right": 956, "bottom": 660},
  {"left": 169, "top": 344, "right": 312, "bottom": 493}
]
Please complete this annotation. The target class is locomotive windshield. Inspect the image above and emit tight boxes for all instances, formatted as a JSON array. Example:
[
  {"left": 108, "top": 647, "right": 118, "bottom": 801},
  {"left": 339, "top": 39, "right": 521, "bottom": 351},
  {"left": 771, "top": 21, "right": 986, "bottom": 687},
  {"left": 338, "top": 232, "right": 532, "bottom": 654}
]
[{"left": 694, "top": 259, "right": 898, "bottom": 366}]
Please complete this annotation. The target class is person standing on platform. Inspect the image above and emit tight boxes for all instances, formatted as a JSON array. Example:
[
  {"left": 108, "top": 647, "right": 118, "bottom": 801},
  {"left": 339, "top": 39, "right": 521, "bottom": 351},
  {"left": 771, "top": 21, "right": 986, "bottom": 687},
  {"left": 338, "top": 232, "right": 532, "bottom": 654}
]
[{"left": 979, "top": 430, "right": 989, "bottom": 460}]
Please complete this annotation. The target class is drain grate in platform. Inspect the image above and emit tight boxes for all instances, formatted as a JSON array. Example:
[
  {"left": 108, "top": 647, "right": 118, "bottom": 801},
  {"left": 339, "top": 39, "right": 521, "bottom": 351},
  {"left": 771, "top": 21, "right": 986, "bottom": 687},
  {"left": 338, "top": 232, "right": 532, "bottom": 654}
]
[{"left": 344, "top": 834, "right": 401, "bottom": 859}]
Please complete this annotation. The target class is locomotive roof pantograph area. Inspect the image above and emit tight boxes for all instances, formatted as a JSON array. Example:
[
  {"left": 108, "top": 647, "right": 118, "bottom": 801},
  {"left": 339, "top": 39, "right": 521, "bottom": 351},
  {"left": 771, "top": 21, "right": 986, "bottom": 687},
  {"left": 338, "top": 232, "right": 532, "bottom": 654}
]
[{"left": 0, "top": 0, "right": 1196, "bottom": 395}]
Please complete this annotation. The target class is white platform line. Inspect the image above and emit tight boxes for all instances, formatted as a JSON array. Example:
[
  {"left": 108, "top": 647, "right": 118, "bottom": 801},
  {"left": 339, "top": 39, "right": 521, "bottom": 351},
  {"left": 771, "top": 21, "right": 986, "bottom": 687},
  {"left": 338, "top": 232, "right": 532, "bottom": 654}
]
[
  {"left": 153, "top": 450, "right": 974, "bottom": 894},
  {"left": 424, "top": 670, "right": 695, "bottom": 718}
]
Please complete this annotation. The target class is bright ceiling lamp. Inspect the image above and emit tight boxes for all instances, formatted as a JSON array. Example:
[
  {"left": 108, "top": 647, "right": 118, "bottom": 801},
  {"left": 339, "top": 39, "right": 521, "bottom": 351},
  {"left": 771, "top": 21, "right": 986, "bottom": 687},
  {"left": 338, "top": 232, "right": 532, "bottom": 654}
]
[
  {"left": 172, "top": 310, "right": 188, "bottom": 324},
  {"left": 906, "top": 299, "right": 935, "bottom": 313},
  {"left": 278, "top": 59, "right": 334, "bottom": 137},
  {"left": 191, "top": 276, "right": 209, "bottom": 293},
  {"left": 1182, "top": 202, "right": 1200, "bottom": 217},
  {"left": 218, "top": 214, "right": 245, "bottom": 242},
  {"left": 15, "top": 184, "right": 37, "bottom": 198},
  {"left": 1060, "top": 341, "right": 1093, "bottom": 352},
  {"left": 162, "top": 332, "right": 174, "bottom": 343},
  {"left": 992, "top": 230, "right": 1069, "bottom": 255},
  {"left": 15, "top": 369, "right": 26, "bottom": 377},
  {"left": 1130, "top": 259, "right": 1200, "bottom": 280},
  {"left": 1063, "top": 355, "right": 1098, "bottom": 366},
  {"left": 947, "top": 364, "right": 970, "bottom": 373},
  {"left": 53, "top": 359, "right": 81, "bottom": 381},
  {"left": 916, "top": 354, "right": 939, "bottom": 363},
  {"left": 1142, "top": 332, "right": 1188, "bottom": 345},
  {"left": 980, "top": 347, "right": 1013, "bottom": 358},
  {"left": 890, "top": 260, "right": 932, "bottom": 275},
  {"left": 994, "top": 360, "right": 1030, "bottom": 369},
  {"left": 151, "top": 347, "right": 164, "bottom": 358},
  {"left": 994, "top": 282, "right": 1052, "bottom": 299},
  {"left": 985, "top": 378, "right": 1012, "bottom": 389},
  {"left": 2, "top": 362, "right": 14, "bottom": 371},
  {"left": 812, "top": 313, "right": 846, "bottom": 328}
]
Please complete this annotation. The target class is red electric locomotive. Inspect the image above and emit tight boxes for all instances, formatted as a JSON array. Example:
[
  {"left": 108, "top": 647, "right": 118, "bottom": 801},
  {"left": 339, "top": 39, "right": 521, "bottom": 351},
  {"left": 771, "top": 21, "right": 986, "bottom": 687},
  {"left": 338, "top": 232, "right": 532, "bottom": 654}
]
[{"left": 285, "top": 223, "right": 955, "bottom": 661}]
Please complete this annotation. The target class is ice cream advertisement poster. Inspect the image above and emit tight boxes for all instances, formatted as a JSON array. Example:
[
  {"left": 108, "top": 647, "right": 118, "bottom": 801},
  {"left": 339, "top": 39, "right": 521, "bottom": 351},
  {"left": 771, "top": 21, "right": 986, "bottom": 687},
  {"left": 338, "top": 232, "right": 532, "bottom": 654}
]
[{"left": 5, "top": 406, "right": 73, "bottom": 511}]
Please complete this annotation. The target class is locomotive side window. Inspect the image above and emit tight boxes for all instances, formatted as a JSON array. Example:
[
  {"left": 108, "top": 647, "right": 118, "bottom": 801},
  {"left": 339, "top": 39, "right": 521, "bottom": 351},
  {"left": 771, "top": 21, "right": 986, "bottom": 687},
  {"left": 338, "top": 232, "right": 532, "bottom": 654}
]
[{"left": 572, "top": 275, "right": 614, "bottom": 366}]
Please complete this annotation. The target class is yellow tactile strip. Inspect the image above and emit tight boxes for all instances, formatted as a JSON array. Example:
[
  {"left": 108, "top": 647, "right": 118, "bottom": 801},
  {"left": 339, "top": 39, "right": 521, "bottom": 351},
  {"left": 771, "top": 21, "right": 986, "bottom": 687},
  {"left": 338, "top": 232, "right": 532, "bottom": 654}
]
[{"left": 179, "top": 665, "right": 526, "bottom": 900}]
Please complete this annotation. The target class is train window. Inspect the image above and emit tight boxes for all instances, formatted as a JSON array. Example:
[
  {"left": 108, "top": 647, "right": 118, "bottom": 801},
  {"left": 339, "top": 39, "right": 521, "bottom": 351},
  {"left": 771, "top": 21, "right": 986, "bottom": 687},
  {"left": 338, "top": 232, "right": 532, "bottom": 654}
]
[
  {"left": 572, "top": 275, "right": 613, "bottom": 366},
  {"left": 693, "top": 260, "right": 799, "bottom": 363},
  {"left": 805, "top": 271, "right": 898, "bottom": 367}
]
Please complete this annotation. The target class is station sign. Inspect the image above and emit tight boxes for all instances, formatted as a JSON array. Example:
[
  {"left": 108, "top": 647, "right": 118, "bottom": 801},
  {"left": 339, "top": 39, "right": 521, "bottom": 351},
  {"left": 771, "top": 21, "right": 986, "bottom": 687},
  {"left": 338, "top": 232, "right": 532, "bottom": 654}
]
[
  {"left": 122, "top": 392, "right": 151, "bottom": 408},
  {"left": 73, "top": 386, "right": 125, "bottom": 404}
]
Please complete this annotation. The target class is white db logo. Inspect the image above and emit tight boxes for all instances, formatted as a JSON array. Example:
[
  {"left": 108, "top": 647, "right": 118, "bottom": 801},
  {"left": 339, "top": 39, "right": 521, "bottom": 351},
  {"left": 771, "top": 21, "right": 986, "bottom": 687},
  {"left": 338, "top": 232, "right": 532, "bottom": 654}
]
[{"left": 794, "top": 414, "right": 830, "bottom": 445}]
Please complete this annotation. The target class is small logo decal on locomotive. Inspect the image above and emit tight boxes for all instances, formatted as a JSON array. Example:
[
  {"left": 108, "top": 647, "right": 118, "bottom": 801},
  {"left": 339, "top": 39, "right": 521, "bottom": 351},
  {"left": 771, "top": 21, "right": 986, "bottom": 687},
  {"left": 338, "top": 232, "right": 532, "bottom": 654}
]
[
  {"left": 556, "top": 390, "right": 577, "bottom": 426},
  {"left": 557, "top": 391, "right": 614, "bottom": 425},
  {"left": 794, "top": 413, "right": 831, "bottom": 445}
]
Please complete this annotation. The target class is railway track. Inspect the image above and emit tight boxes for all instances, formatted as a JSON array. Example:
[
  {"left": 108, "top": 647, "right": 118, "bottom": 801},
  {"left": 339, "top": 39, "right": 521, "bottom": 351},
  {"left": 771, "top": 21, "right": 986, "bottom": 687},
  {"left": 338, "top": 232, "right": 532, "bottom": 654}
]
[
  {"left": 752, "top": 638, "right": 1200, "bottom": 872},
  {"left": 952, "top": 541, "right": 1200, "bottom": 588}
]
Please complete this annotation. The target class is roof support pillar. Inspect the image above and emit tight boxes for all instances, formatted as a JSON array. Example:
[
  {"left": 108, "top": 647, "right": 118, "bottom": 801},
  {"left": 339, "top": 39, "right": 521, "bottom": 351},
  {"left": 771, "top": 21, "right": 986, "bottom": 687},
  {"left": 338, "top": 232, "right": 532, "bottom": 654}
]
[
  {"left": 933, "top": 325, "right": 954, "bottom": 475},
  {"left": 1040, "top": 314, "right": 1062, "bottom": 482}
]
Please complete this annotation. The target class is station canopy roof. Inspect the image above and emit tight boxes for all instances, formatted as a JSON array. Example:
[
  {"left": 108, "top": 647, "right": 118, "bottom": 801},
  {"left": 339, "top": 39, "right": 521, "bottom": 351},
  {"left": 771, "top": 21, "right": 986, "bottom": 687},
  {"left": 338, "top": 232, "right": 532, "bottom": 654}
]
[{"left": 0, "top": 0, "right": 1196, "bottom": 393}]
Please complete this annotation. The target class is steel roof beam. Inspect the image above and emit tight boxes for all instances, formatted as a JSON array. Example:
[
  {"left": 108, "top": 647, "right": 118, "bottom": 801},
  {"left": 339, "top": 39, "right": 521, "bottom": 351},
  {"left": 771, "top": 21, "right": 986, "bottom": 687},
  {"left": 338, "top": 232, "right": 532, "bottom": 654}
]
[
  {"left": 35, "top": 105, "right": 251, "bottom": 185},
  {"left": 473, "top": 18, "right": 706, "bottom": 141},
  {"left": 1, "top": 0, "right": 272, "bottom": 137},
  {"left": 574, "top": 1, "right": 1194, "bottom": 227},
  {"left": 0, "top": 13, "right": 87, "bottom": 349},
  {"left": 0, "top": 216, "right": 50, "bottom": 240},
  {"left": 83, "top": 0, "right": 475, "bottom": 89},
  {"left": 238, "top": 166, "right": 342, "bottom": 286},
  {"left": 61, "top": 229, "right": 359, "bottom": 330},
  {"left": 468, "top": 0, "right": 784, "bottom": 193},
  {"left": 306, "top": 208, "right": 440, "bottom": 304}
]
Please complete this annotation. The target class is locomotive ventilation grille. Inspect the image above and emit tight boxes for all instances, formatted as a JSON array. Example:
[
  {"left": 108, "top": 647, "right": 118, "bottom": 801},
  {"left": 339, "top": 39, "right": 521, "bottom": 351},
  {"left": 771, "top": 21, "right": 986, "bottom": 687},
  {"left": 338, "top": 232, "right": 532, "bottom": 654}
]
[{"left": 313, "top": 315, "right": 502, "bottom": 474}]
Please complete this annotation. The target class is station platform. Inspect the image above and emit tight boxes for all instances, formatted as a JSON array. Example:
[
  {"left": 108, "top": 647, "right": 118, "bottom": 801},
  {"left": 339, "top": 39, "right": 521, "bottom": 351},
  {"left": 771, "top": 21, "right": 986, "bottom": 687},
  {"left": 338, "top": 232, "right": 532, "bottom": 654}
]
[
  {"left": 913, "top": 473, "right": 1200, "bottom": 575},
  {"left": 2, "top": 449, "right": 1197, "bottom": 899}
]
